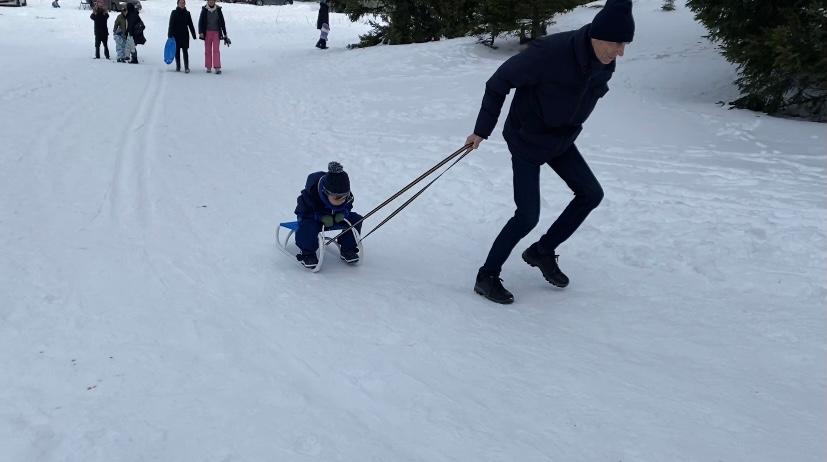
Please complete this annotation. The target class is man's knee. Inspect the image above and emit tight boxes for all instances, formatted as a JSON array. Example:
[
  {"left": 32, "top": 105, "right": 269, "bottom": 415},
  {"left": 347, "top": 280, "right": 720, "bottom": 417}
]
[
  {"left": 581, "top": 184, "right": 604, "bottom": 209},
  {"left": 514, "top": 207, "right": 540, "bottom": 232}
]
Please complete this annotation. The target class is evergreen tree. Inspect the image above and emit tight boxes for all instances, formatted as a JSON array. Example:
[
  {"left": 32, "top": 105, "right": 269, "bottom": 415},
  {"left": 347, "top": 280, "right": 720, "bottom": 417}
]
[
  {"left": 516, "top": 0, "right": 586, "bottom": 40},
  {"left": 338, "top": 0, "right": 479, "bottom": 47},
  {"left": 472, "top": 0, "right": 520, "bottom": 47},
  {"left": 473, "top": 0, "right": 589, "bottom": 47},
  {"left": 687, "top": 0, "right": 826, "bottom": 121},
  {"left": 339, "top": 0, "right": 590, "bottom": 49}
]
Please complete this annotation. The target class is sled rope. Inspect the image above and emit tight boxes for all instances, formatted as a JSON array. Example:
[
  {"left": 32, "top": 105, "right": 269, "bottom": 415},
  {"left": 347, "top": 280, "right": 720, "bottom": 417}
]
[
  {"left": 324, "top": 143, "right": 473, "bottom": 246},
  {"left": 358, "top": 147, "right": 472, "bottom": 241}
]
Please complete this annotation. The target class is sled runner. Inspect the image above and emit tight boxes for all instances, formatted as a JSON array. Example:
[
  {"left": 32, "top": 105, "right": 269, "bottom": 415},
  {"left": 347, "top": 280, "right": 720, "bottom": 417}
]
[{"left": 276, "top": 219, "right": 363, "bottom": 273}]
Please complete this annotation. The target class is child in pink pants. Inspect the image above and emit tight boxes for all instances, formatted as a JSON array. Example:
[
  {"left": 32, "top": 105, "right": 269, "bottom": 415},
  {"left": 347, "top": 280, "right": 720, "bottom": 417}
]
[
  {"left": 197, "top": 0, "right": 228, "bottom": 74},
  {"left": 204, "top": 30, "right": 221, "bottom": 71}
]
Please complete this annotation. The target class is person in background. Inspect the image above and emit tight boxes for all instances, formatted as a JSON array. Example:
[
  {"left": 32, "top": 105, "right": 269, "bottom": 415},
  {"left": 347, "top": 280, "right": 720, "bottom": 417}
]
[
  {"left": 90, "top": 3, "right": 110, "bottom": 60},
  {"left": 198, "top": 0, "right": 228, "bottom": 74},
  {"left": 113, "top": 8, "right": 128, "bottom": 62},
  {"left": 124, "top": 2, "right": 143, "bottom": 64},
  {"left": 168, "top": 0, "right": 197, "bottom": 73},
  {"left": 315, "top": 0, "right": 330, "bottom": 49}
]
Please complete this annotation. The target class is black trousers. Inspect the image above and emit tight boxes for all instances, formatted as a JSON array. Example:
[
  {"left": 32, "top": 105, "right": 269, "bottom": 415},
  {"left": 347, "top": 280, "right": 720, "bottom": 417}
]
[
  {"left": 175, "top": 45, "right": 189, "bottom": 70},
  {"left": 95, "top": 35, "right": 110, "bottom": 59},
  {"left": 481, "top": 144, "right": 604, "bottom": 276}
]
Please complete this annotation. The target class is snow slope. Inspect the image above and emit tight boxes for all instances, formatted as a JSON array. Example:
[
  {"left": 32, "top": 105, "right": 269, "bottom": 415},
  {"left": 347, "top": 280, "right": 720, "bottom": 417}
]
[{"left": 1, "top": 1, "right": 825, "bottom": 461}]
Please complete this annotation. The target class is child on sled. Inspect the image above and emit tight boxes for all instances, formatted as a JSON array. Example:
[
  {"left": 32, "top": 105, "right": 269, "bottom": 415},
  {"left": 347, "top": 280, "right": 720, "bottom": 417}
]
[{"left": 294, "top": 162, "right": 362, "bottom": 269}]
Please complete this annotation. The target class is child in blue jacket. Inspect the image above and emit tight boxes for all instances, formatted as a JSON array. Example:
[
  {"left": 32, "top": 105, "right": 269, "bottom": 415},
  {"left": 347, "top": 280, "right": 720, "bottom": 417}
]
[{"left": 294, "top": 162, "right": 362, "bottom": 268}]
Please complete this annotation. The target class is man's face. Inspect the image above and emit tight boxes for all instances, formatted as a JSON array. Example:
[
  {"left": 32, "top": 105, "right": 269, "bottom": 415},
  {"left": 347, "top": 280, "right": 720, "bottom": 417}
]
[
  {"left": 178, "top": 0, "right": 185, "bottom": 7},
  {"left": 591, "top": 39, "right": 626, "bottom": 65},
  {"left": 207, "top": 0, "right": 215, "bottom": 5}
]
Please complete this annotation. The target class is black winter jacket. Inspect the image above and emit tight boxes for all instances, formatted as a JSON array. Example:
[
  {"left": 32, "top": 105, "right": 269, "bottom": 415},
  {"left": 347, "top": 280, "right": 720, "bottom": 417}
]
[
  {"left": 198, "top": 5, "right": 227, "bottom": 39},
  {"left": 473, "top": 24, "right": 614, "bottom": 164},
  {"left": 168, "top": 7, "right": 196, "bottom": 48},
  {"left": 125, "top": 4, "right": 143, "bottom": 38},
  {"left": 316, "top": 2, "right": 329, "bottom": 30},
  {"left": 90, "top": 10, "right": 109, "bottom": 37},
  {"left": 295, "top": 172, "right": 354, "bottom": 220}
]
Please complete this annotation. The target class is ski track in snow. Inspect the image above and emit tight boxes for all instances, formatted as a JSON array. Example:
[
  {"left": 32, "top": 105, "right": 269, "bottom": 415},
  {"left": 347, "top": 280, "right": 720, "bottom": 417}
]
[{"left": 103, "top": 68, "right": 165, "bottom": 228}]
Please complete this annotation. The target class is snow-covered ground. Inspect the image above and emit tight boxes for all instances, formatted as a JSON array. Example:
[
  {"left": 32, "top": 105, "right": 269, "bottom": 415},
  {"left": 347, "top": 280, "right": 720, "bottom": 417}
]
[{"left": 1, "top": 1, "right": 825, "bottom": 460}]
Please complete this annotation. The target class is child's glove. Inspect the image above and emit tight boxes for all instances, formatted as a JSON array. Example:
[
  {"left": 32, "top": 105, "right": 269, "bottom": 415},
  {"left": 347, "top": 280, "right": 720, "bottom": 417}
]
[
  {"left": 334, "top": 212, "right": 346, "bottom": 224},
  {"left": 320, "top": 215, "right": 334, "bottom": 228}
]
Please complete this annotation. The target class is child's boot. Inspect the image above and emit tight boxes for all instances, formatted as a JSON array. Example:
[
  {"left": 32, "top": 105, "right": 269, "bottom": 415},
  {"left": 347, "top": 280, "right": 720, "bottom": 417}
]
[
  {"left": 340, "top": 249, "right": 359, "bottom": 264},
  {"left": 297, "top": 252, "right": 319, "bottom": 269}
]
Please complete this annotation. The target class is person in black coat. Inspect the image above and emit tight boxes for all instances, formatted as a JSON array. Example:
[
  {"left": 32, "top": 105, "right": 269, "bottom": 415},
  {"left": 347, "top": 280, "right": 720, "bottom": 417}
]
[
  {"left": 125, "top": 2, "right": 144, "bottom": 64},
  {"left": 466, "top": 0, "right": 635, "bottom": 304},
  {"left": 90, "top": 4, "right": 110, "bottom": 59},
  {"left": 168, "top": 0, "right": 197, "bottom": 73},
  {"left": 315, "top": 0, "right": 329, "bottom": 49},
  {"left": 293, "top": 162, "right": 363, "bottom": 268}
]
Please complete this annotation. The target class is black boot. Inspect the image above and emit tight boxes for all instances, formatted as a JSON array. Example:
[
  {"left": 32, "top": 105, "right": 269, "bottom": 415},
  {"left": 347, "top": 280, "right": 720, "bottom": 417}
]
[
  {"left": 522, "top": 243, "right": 569, "bottom": 288},
  {"left": 319, "top": 39, "right": 327, "bottom": 49},
  {"left": 339, "top": 249, "right": 359, "bottom": 264},
  {"left": 296, "top": 252, "right": 319, "bottom": 269},
  {"left": 474, "top": 270, "right": 514, "bottom": 304},
  {"left": 315, "top": 39, "right": 323, "bottom": 49},
  {"left": 130, "top": 52, "right": 138, "bottom": 64}
]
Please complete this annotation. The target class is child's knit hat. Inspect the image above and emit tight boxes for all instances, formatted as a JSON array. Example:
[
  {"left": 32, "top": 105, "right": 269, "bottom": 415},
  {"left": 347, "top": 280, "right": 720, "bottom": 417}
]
[{"left": 323, "top": 162, "right": 350, "bottom": 196}]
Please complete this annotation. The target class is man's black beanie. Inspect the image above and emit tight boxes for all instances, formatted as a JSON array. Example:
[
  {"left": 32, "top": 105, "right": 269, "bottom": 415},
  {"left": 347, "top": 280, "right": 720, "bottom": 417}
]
[{"left": 590, "top": 0, "right": 635, "bottom": 43}]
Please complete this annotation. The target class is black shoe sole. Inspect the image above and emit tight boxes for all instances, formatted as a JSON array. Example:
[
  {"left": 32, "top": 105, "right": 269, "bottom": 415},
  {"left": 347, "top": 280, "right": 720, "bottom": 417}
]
[
  {"left": 522, "top": 251, "right": 569, "bottom": 288},
  {"left": 298, "top": 256, "right": 318, "bottom": 269},
  {"left": 474, "top": 286, "right": 514, "bottom": 304}
]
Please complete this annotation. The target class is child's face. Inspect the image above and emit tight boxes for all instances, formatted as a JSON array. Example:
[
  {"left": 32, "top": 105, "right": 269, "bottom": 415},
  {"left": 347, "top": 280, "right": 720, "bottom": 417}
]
[{"left": 327, "top": 193, "right": 347, "bottom": 206}]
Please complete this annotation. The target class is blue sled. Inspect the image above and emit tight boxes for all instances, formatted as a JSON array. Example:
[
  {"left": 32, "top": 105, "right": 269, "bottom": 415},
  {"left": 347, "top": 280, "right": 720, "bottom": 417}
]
[{"left": 164, "top": 37, "right": 176, "bottom": 65}]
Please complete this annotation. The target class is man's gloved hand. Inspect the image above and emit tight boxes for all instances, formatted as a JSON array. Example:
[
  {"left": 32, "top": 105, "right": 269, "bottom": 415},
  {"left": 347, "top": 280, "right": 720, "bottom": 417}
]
[
  {"left": 320, "top": 215, "right": 334, "bottom": 227},
  {"left": 334, "top": 212, "right": 346, "bottom": 224}
]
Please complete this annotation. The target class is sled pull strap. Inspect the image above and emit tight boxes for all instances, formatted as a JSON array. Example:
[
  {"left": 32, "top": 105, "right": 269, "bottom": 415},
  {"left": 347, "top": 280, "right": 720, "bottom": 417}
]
[
  {"left": 359, "top": 146, "right": 472, "bottom": 241},
  {"left": 324, "top": 143, "right": 472, "bottom": 246}
]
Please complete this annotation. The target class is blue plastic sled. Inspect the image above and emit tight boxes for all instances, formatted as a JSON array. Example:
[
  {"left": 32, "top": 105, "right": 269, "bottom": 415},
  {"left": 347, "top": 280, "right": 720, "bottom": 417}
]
[{"left": 163, "top": 37, "right": 176, "bottom": 65}]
